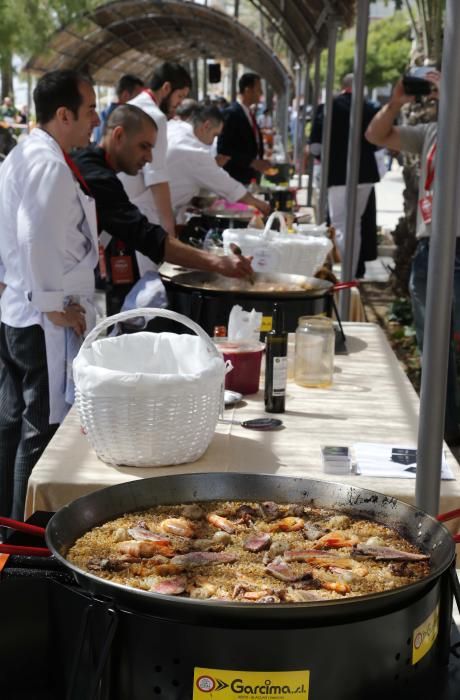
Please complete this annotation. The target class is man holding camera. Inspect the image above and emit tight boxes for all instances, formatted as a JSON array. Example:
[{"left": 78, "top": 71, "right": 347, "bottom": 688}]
[{"left": 366, "top": 70, "right": 460, "bottom": 444}]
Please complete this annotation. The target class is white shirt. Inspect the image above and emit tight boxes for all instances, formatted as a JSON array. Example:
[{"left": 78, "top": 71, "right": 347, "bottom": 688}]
[
  {"left": 118, "top": 90, "right": 169, "bottom": 222},
  {"left": 156, "top": 120, "right": 246, "bottom": 223},
  {"left": 0, "top": 128, "right": 98, "bottom": 328}
]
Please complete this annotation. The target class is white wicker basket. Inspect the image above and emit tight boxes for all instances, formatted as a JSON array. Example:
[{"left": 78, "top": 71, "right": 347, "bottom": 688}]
[
  {"left": 73, "top": 308, "right": 225, "bottom": 467},
  {"left": 223, "top": 211, "right": 332, "bottom": 276}
]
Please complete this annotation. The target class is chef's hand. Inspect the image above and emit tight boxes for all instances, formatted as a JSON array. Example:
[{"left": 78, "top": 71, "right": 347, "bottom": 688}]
[
  {"left": 250, "top": 158, "right": 272, "bottom": 174},
  {"left": 256, "top": 199, "right": 271, "bottom": 217},
  {"left": 425, "top": 69, "right": 441, "bottom": 99},
  {"left": 46, "top": 303, "right": 87, "bottom": 336},
  {"left": 391, "top": 78, "right": 416, "bottom": 108},
  {"left": 216, "top": 254, "right": 254, "bottom": 279}
]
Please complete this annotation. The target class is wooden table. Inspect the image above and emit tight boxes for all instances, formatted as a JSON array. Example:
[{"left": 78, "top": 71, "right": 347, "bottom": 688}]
[{"left": 25, "top": 323, "right": 460, "bottom": 535}]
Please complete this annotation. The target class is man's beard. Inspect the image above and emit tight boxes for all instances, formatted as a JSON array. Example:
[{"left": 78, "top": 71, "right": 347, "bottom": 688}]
[{"left": 159, "top": 94, "right": 174, "bottom": 119}]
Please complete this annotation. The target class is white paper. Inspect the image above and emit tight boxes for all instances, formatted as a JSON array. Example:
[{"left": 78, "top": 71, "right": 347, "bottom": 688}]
[{"left": 354, "top": 442, "right": 454, "bottom": 480}]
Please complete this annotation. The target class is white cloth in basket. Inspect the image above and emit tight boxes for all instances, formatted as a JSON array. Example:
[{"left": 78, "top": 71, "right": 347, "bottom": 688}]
[
  {"left": 73, "top": 331, "right": 225, "bottom": 467},
  {"left": 74, "top": 332, "right": 224, "bottom": 397}
]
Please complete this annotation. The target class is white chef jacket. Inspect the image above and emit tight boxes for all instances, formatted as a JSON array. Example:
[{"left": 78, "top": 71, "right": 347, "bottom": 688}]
[
  {"left": 156, "top": 120, "right": 246, "bottom": 223},
  {"left": 0, "top": 127, "right": 99, "bottom": 423},
  {"left": 118, "top": 90, "right": 169, "bottom": 222}
]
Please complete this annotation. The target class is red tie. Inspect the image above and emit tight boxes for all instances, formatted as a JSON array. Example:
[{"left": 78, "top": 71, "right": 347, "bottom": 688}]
[
  {"left": 63, "top": 151, "right": 91, "bottom": 194},
  {"left": 250, "top": 110, "right": 259, "bottom": 140},
  {"left": 249, "top": 110, "right": 261, "bottom": 153}
]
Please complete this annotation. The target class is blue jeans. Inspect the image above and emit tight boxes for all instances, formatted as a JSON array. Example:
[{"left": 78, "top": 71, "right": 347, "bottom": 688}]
[{"left": 409, "top": 238, "right": 460, "bottom": 437}]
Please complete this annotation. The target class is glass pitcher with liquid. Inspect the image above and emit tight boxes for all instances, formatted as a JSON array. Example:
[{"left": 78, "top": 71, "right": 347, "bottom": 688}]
[{"left": 294, "top": 316, "right": 335, "bottom": 388}]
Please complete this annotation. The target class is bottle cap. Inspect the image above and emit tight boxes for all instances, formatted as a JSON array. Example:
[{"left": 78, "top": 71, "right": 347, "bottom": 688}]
[{"left": 213, "top": 325, "right": 227, "bottom": 337}]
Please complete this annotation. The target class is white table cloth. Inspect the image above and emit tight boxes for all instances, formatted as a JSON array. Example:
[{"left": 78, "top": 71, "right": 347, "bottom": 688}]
[{"left": 25, "top": 323, "right": 460, "bottom": 542}]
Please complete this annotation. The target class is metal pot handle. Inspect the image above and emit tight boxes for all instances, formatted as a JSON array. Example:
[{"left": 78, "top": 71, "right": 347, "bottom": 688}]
[
  {"left": 331, "top": 281, "right": 360, "bottom": 292},
  {"left": 437, "top": 508, "right": 460, "bottom": 543},
  {"left": 0, "top": 517, "right": 50, "bottom": 556},
  {"left": 81, "top": 307, "right": 221, "bottom": 359},
  {"left": 263, "top": 211, "right": 288, "bottom": 238}
]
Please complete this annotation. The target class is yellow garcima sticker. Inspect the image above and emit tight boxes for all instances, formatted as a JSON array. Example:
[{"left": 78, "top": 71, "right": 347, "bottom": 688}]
[
  {"left": 412, "top": 604, "right": 439, "bottom": 665},
  {"left": 193, "top": 668, "right": 310, "bottom": 699}
]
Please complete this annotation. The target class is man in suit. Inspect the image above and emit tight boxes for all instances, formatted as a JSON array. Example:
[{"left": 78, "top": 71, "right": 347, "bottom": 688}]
[
  {"left": 217, "top": 72, "right": 271, "bottom": 185},
  {"left": 309, "top": 73, "right": 380, "bottom": 276}
]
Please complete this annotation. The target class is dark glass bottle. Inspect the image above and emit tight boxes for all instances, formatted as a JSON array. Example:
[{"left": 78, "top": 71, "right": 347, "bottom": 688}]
[{"left": 264, "top": 303, "right": 288, "bottom": 413}]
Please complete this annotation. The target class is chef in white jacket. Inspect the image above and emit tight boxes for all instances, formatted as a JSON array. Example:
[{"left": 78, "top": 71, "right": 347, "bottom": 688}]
[
  {"left": 118, "top": 62, "right": 192, "bottom": 277},
  {"left": 0, "top": 69, "right": 100, "bottom": 521},
  {"left": 164, "top": 104, "right": 270, "bottom": 223}
]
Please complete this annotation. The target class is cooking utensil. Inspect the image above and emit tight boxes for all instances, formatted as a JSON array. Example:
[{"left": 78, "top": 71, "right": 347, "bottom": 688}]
[
  {"left": 45, "top": 473, "right": 456, "bottom": 624},
  {"left": 218, "top": 417, "right": 283, "bottom": 430},
  {"left": 229, "top": 242, "right": 255, "bottom": 285}
]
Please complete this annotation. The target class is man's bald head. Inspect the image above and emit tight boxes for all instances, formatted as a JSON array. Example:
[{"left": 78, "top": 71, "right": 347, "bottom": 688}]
[
  {"left": 341, "top": 73, "right": 354, "bottom": 92},
  {"left": 102, "top": 103, "right": 156, "bottom": 175},
  {"left": 106, "top": 103, "right": 157, "bottom": 136}
]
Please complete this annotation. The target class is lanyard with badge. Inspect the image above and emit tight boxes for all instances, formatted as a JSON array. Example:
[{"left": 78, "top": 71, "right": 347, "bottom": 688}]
[
  {"left": 419, "top": 143, "right": 436, "bottom": 224},
  {"left": 101, "top": 149, "right": 135, "bottom": 285}
]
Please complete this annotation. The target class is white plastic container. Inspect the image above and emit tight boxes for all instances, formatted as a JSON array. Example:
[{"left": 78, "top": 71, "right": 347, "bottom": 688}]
[{"left": 222, "top": 212, "right": 332, "bottom": 277}]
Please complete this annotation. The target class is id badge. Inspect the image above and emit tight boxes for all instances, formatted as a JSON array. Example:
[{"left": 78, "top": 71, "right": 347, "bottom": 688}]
[
  {"left": 110, "top": 255, "right": 134, "bottom": 284},
  {"left": 419, "top": 194, "right": 433, "bottom": 224},
  {"left": 98, "top": 243, "right": 107, "bottom": 280}
]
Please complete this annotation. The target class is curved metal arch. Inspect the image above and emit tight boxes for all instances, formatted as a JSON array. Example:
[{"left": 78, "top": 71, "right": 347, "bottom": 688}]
[
  {"left": 244, "top": 0, "right": 356, "bottom": 58},
  {"left": 26, "top": 0, "right": 291, "bottom": 94}
]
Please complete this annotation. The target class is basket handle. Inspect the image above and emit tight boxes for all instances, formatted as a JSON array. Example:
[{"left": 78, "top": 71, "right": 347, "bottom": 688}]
[
  {"left": 262, "top": 211, "right": 288, "bottom": 239},
  {"left": 81, "top": 307, "right": 221, "bottom": 358}
]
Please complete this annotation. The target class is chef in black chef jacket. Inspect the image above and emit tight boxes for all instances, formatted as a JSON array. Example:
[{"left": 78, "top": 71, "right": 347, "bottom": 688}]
[{"left": 73, "top": 104, "right": 253, "bottom": 314}]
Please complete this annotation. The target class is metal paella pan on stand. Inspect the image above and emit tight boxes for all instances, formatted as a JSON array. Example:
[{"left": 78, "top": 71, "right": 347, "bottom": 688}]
[
  {"left": 164, "top": 211, "right": 345, "bottom": 335},
  {"left": 163, "top": 268, "right": 356, "bottom": 335},
  {"left": 37, "top": 472, "right": 460, "bottom": 700}
]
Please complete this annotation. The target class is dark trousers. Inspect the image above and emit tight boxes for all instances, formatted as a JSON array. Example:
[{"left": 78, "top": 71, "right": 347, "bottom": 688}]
[
  {"left": 0, "top": 323, "right": 58, "bottom": 521},
  {"left": 356, "top": 187, "right": 378, "bottom": 278}
]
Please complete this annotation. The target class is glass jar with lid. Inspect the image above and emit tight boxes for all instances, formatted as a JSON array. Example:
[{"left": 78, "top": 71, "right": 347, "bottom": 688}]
[{"left": 294, "top": 316, "right": 335, "bottom": 388}]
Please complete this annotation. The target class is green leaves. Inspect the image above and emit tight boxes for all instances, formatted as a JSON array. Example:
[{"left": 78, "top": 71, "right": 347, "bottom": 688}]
[
  {"left": 322, "top": 11, "right": 412, "bottom": 91},
  {"left": 0, "top": 0, "right": 100, "bottom": 62}
]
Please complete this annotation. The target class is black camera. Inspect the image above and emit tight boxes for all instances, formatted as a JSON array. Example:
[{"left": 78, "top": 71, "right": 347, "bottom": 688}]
[{"left": 402, "top": 75, "right": 433, "bottom": 96}]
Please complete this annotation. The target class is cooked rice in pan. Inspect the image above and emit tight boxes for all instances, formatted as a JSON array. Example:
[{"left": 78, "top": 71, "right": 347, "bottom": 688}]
[{"left": 67, "top": 501, "right": 430, "bottom": 603}]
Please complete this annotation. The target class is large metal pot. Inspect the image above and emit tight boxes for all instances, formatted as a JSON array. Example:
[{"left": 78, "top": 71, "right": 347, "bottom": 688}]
[
  {"left": 163, "top": 270, "right": 356, "bottom": 334},
  {"left": 44, "top": 473, "right": 459, "bottom": 700}
]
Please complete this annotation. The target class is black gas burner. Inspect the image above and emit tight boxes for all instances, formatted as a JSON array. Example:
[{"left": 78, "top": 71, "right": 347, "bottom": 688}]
[{"left": 1, "top": 512, "right": 460, "bottom": 700}]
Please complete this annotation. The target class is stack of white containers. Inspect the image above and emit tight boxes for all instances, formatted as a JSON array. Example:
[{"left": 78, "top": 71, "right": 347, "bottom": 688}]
[{"left": 222, "top": 212, "right": 333, "bottom": 277}]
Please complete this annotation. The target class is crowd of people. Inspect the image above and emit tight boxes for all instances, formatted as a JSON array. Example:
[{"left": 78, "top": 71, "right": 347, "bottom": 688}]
[
  {"left": 0, "top": 64, "right": 273, "bottom": 525},
  {"left": 0, "top": 62, "right": 453, "bottom": 526}
]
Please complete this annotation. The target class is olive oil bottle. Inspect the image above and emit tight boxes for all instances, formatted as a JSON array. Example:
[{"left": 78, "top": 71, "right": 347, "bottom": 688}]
[{"left": 264, "top": 303, "right": 288, "bottom": 413}]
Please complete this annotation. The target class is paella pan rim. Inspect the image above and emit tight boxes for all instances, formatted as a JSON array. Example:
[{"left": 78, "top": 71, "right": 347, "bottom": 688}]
[
  {"left": 45, "top": 472, "right": 455, "bottom": 622},
  {"left": 164, "top": 270, "right": 332, "bottom": 299}
]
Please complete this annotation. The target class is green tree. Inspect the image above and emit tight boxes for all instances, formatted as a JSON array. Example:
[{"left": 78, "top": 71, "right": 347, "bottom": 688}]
[
  {"left": 409, "top": 0, "right": 445, "bottom": 66},
  {"left": 323, "top": 11, "right": 412, "bottom": 90},
  {"left": 0, "top": 0, "right": 100, "bottom": 100}
]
